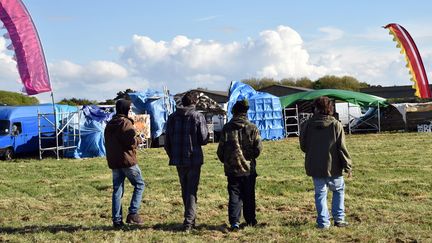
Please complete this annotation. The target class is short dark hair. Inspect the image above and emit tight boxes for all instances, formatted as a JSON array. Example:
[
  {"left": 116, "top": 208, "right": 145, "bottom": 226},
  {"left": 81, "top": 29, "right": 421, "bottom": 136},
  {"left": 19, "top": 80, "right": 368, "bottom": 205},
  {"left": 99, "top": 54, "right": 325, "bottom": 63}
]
[
  {"left": 232, "top": 99, "right": 249, "bottom": 114},
  {"left": 313, "top": 96, "right": 334, "bottom": 115},
  {"left": 182, "top": 91, "right": 198, "bottom": 106}
]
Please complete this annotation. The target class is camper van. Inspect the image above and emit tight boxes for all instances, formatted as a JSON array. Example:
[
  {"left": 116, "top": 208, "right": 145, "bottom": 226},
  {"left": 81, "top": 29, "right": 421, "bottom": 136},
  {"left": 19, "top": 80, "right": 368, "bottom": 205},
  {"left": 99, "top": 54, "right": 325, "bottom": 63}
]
[{"left": 0, "top": 105, "right": 77, "bottom": 160}]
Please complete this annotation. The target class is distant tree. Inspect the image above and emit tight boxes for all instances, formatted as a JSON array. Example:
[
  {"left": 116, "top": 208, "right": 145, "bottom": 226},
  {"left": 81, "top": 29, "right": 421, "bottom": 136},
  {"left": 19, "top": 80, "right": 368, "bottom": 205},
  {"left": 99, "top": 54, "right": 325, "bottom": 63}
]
[
  {"left": 114, "top": 88, "right": 136, "bottom": 100},
  {"left": 242, "top": 78, "right": 279, "bottom": 90},
  {"left": 0, "top": 90, "right": 39, "bottom": 105},
  {"left": 58, "top": 98, "right": 97, "bottom": 106},
  {"left": 280, "top": 78, "right": 296, "bottom": 86},
  {"left": 295, "top": 77, "right": 314, "bottom": 88},
  {"left": 99, "top": 99, "right": 115, "bottom": 105},
  {"left": 314, "top": 75, "right": 368, "bottom": 91}
]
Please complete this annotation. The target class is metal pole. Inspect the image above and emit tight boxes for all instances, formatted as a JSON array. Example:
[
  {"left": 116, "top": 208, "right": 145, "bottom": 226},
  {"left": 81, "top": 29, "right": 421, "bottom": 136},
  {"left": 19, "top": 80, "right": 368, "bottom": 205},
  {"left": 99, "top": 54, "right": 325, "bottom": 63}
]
[
  {"left": 296, "top": 104, "right": 300, "bottom": 136},
  {"left": 377, "top": 103, "right": 381, "bottom": 133},
  {"left": 51, "top": 92, "right": 59, "bottom": 160},
  {"left": 38, "top": 110, "right": 42, "bottom": 160},
  {"left": 348, "top": 102, "right": 351, "bottom": 134}
]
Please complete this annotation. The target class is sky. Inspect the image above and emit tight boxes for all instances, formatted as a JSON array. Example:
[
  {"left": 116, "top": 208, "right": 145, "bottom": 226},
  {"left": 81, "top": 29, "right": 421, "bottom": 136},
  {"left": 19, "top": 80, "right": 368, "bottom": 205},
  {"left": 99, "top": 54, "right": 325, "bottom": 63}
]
[{"left": 1, "top": 0, "right": 432, "bottom": 102}]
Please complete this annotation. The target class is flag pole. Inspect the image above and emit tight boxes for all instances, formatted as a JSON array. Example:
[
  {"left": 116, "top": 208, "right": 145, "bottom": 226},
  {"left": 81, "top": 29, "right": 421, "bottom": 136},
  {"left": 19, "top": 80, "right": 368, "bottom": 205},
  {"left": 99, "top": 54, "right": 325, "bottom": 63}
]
[{"left": 51, "top": 91, "right": 59, "bottom": 160}]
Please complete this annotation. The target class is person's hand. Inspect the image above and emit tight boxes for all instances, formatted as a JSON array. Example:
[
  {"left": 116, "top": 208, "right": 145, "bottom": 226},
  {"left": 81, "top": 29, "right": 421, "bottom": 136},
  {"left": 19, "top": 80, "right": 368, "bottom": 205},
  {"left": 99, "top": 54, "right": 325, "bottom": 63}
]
[{"left": 347, "top": 171, "right": 353, "bottom": 179}]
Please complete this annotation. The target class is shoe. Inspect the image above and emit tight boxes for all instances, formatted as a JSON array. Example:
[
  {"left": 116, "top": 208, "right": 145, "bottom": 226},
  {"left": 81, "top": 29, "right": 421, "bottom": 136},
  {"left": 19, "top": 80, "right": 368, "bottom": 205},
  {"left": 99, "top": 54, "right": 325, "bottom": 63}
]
[
  {"left": 316, "top": 224, "right": 330, "bottom": 230},
  {"left": 334, "top": 221, "right": 349, "bottom": 227},
  {"left": 126, "top": 213, "right": 144, "bottom": 225},
  {"left": 230, "top": 223, "right": 240, "bottom": 231},
  {"left": 182, "top": 224, "right": 193, "bottom": 233},
  {"left": 246, "top": 219, "right": 258, "bottom": 227},
  {"left": 113, "top": 221, "right": 124, "bottom": 228}
]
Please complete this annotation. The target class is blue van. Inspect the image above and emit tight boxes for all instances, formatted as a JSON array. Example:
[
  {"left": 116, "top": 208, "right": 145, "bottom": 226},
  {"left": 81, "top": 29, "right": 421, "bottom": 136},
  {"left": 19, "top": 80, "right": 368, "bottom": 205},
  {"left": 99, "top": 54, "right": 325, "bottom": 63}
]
[{"left": 0, "top": 104, "right": 78, "bottom": 160}]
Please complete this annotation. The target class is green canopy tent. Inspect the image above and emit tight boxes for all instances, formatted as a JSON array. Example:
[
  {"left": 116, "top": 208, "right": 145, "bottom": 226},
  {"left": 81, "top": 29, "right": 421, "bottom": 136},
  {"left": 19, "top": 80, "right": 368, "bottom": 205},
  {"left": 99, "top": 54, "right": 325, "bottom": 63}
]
[
  {"left": 279, "top": 89, "right": 388, "bottom": 108},
  {"left": 279, "top": 89, "right": 389, "bottom": 133}
]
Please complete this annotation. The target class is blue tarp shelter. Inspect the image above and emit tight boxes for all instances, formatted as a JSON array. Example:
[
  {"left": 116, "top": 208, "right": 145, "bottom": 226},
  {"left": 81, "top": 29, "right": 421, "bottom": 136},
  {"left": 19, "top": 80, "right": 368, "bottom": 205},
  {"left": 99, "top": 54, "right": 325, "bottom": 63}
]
[
  {"left": 227, "top": 81, "right": 285, "bottom": 140},
  {"left": 129, "top": 89, "right": 176, "bottom": 138},
  {"left": 68, "top": 105, "right": 114, "bottom": 158}
]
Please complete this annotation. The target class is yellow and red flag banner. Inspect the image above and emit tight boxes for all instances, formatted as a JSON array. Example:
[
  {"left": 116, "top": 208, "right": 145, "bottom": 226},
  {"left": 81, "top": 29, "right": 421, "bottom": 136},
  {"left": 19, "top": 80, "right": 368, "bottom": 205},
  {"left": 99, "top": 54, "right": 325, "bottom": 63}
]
[{"left": 385, "top": 23, "right": 431, "bottom": 98}]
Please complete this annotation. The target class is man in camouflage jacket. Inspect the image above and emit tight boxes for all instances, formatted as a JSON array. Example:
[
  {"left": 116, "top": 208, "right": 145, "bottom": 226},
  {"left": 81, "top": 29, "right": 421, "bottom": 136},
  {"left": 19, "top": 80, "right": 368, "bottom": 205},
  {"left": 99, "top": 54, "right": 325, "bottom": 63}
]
[{"left": 217, "top": 99, "right": 262, "bottom": 230}]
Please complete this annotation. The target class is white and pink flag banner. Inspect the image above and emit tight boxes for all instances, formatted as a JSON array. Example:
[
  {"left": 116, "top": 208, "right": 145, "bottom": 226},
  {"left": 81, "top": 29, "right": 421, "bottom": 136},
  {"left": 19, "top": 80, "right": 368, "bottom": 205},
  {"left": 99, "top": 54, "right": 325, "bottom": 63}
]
[{"left": 0, "top": 0, "right": 51, "bottom": 95}]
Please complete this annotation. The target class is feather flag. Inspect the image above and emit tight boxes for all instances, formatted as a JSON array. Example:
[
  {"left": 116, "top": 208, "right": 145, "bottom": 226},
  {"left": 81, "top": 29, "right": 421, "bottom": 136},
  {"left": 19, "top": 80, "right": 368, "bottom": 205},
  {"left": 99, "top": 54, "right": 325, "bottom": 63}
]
[
  {"left": 0, "top": 0, "right": 51, "bottom": 95},
  {"left": 384, "top": 23, "right": 431, "bottom": 98}
]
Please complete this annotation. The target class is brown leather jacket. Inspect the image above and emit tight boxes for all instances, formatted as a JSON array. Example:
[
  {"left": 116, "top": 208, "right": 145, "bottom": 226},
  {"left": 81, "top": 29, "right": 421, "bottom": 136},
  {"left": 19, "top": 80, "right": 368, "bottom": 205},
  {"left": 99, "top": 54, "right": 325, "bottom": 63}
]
[{"left": 104, "top": 114, "right": 142, "bottom": 169}]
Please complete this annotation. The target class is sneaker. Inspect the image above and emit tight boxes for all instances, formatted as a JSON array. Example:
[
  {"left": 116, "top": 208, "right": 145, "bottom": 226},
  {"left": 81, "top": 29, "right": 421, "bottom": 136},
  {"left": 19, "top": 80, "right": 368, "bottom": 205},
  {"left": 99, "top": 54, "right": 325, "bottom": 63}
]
[
  {"left": 316, "top": 224, "right": 330, "bottom": 230},
  {"left": 334, "top": 221, "right": 349, "bottom": 227},
  {"left": 113, "top": 221, "right": 124, "bottom": 228},
  {"left": 246, "top": 219, "right": 258, "bottom": 227},
  {"left": 230, "top": 223, "right": 240, "bottom": 231},
  {"left": 126, "top": 213, "right": 144, "bottom": 225},
  {"left": 182, "top": 224, "right": 193, "bottom": 233}
]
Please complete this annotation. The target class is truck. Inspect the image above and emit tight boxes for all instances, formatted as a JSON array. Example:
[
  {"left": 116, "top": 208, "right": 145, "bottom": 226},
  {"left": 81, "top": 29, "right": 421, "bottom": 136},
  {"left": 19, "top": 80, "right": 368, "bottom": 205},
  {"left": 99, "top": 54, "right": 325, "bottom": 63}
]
[{"left": 0, "top": 104, "right": 77, "bottom": 160}]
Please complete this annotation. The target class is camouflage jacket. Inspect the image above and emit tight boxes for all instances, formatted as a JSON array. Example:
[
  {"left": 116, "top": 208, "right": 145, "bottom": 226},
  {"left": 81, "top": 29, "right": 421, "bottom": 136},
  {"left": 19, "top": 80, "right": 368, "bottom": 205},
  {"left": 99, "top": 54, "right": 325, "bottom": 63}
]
[{"left": 217, "top": 114, "right": 263, "bottom": 177}]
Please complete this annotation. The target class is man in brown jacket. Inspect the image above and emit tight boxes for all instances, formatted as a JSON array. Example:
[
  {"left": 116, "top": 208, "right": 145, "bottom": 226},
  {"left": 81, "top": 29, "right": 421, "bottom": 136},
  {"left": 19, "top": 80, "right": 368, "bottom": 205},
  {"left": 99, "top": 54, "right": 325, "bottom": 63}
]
[
  {"left": 300, "top": 96, "right": 352, "bottom": 229},
  {"left": 105, "top": 99, "right": 145, "bottom": 228}
]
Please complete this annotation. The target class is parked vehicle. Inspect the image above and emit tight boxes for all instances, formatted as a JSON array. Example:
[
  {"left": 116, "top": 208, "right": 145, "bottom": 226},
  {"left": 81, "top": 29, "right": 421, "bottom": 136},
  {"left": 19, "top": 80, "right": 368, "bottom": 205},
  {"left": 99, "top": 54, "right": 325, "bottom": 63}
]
[{"left": 0, "top": 104, "right": 76, "bottom": 160}]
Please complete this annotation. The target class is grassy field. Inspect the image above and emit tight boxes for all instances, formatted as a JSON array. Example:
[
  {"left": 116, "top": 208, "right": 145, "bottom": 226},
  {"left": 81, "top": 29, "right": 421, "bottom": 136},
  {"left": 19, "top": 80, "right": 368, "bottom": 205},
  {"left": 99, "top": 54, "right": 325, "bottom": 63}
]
[{"left": 0, "top": 132, "right": 431, "bottom": 242}]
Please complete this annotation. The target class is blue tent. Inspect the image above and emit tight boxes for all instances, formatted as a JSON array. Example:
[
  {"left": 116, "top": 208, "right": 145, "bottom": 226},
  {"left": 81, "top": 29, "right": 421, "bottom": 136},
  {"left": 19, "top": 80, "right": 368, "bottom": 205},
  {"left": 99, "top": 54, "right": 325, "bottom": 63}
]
[
  {"left": 227, "top": 81, "right": 285, "bottom": 140},
  {"left": 129, "top": 89, "right": 176, "bottom": 138},
  {"left": 67, "top": 105, "right": 114, "bottom": 158}
]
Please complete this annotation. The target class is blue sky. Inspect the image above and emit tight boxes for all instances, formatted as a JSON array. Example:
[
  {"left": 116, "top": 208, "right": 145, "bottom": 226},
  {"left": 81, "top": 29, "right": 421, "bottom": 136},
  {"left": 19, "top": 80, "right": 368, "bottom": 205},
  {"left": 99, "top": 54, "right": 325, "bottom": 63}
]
[{"left": 1, "top": 0, "right": 432, "bottom": 102}]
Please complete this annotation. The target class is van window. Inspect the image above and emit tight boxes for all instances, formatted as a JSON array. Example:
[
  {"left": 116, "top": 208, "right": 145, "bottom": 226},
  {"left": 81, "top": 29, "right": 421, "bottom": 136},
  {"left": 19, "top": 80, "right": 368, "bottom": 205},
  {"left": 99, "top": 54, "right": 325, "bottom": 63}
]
[
  {"left": 11, "top": 122, "right": 22, "bottom": 135},
  {"left": 0, "top": 120, "right": 10, "bottom": 135}
]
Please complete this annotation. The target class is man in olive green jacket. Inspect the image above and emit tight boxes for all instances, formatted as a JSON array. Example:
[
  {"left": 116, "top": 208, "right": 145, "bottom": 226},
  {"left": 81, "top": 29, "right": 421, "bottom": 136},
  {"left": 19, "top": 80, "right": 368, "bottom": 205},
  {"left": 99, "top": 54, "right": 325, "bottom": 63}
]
[
  {"left": 217, "top": 99, "right": 262, "bottom": 230},
  {"left": 300, "top": 96, "right": 352, "bottom": 229}
]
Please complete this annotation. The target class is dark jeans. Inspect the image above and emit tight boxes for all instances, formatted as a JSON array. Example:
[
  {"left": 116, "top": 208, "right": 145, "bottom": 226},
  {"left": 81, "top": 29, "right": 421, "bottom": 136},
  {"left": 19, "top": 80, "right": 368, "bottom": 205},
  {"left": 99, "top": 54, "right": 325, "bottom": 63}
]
[
  {"left": 176, "top": 165, "right": 201, "bottom": 226},
  {"left": 227, "top": 174, "right": 257, "bottom": 225}
]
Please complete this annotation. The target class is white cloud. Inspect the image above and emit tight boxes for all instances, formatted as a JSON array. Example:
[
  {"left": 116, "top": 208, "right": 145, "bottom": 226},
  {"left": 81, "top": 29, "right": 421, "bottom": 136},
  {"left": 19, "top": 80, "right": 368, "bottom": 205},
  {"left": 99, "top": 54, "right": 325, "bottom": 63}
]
[
  {"left": 0, "top": 37, "right": 23, "bottom": 92},
  {"left": 119, "top": 25, "right": 327, "bottom": 93},
  {"left": 318, "top": 26, "right": 344, "bottom": 41},
  {"left": 46, "top": 60, "right": 133, "bottom": 101}
]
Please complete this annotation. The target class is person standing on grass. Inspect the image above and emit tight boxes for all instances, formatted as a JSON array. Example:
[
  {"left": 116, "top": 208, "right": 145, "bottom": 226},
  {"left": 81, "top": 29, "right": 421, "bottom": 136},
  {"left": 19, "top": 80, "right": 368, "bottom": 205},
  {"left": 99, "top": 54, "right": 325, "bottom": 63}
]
[
  {"left": 217, "top": 99, "right": 263, "bottom": 231},
  {"left": 299, "top": 96, "right": 352, "bottom": 229},
  {"left": 164, "top": 91, "right": 209, "bottom": 232},
  {"left": 105, "top": 99, "right": 145, "bottom": 228}
]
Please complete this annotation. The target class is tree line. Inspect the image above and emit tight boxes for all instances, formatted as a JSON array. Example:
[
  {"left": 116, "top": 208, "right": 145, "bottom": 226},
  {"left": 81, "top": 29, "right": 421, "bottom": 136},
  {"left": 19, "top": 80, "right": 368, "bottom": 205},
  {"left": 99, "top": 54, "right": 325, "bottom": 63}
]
[{"left": 242, "top": 75, "right": 370, "bottom": 91}]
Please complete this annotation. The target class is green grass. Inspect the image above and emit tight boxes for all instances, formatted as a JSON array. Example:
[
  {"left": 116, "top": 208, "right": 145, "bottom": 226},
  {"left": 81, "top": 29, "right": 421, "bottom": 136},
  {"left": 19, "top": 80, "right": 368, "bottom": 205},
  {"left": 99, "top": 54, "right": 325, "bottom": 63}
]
[{"left": 1, "top": 132, "right": 431, "bottom": 242}]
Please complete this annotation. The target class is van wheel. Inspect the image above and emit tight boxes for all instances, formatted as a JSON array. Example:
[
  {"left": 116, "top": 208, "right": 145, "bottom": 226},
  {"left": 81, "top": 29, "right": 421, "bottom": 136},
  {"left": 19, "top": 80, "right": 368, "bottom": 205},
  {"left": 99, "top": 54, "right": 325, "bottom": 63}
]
[{"left": 4, "top": 148, "right": 14, "bottom": 161}]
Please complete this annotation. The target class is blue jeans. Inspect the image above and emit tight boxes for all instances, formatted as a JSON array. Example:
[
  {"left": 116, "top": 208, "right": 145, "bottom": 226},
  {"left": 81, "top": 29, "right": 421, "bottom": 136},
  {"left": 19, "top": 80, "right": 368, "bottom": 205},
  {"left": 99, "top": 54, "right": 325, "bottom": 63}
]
[
  {"left": 312, "top": 176, "right": 345, "bottom": 228},
  {"left": 112, "top": 164, "right": 145, "bottom": 223}
]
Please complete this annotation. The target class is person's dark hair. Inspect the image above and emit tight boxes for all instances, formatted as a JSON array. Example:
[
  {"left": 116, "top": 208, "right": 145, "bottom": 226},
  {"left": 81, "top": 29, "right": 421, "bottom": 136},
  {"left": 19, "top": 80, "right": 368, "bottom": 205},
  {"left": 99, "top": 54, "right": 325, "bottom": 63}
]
[
  {"left": 115, "top": 99, "right": 132, "bottom": 116},
  {"left": 232, "top": 99, "right": 249, "bottom": 115},
  {"left": 182, "top": 91, "right": 198, "bottom": 106},
  {"left": 313, "top": 96, "right": 334, "bottom": 115}
]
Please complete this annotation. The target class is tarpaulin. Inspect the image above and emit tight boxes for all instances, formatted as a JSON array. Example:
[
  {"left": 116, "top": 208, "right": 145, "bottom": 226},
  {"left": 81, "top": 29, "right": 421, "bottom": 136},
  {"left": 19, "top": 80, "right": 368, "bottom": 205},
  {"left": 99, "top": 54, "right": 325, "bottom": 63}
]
[
  {"left": 227, "top": 81, "right": 285, "bottom": 140},
  {"left": 129, "top": 89, "right": 176, "bottom": 138}
]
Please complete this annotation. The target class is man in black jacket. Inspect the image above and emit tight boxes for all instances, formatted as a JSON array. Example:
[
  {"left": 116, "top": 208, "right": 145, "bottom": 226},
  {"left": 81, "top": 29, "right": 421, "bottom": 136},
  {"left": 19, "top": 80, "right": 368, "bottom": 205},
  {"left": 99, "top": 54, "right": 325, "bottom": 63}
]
[{"left": 164, "top": 91, "right": 209, "bottom": 231}]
